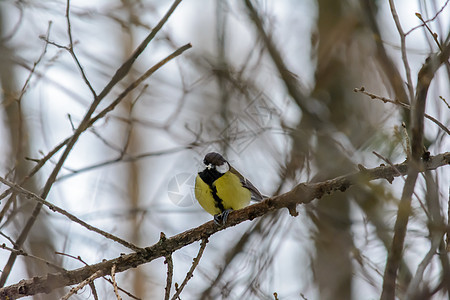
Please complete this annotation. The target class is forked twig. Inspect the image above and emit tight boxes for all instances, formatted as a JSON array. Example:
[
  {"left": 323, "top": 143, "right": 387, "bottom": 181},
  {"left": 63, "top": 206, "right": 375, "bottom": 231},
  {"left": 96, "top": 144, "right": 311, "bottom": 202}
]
[{"left": 61, "top": 270, "right": 103, "bottom": 300}]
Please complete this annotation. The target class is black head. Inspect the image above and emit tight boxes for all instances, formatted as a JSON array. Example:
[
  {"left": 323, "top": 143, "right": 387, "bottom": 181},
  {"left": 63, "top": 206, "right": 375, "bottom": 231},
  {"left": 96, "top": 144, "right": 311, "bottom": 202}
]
[
  {"left": 199, "top": 152, "right": 230, "bottom": 184},
  {"left": 203, "top": 152, "right": 227, "bottom": 166}
]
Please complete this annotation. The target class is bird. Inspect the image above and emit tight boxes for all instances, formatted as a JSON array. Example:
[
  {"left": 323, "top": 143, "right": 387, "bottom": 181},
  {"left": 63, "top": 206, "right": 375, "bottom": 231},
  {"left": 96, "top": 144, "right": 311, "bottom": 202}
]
[{"left": 195, "top": 152, "right": 264, "bottom": 225}]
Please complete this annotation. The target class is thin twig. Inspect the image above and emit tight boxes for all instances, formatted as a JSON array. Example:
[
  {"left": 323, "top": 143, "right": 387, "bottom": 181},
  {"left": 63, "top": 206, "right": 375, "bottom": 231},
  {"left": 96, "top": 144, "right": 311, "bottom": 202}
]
[
  {"left": 0, "top": 22, "right": 53, "bottom": 222},
  {"left": 361, "top": 0, "right": 409, "bottom": 106},
  {"left": 406, "top": 230, "right": 442, "bottom": 298},
  {"left": 89, "top": 282, "right": 99, "bottom": 300},
  {"left": 0, "top": 176, "right": 142, "bottom": 252},
  {"left": 164, "top": 254, "right": 174, "bottom": 300},
  {"left": 439, "top": 96, "right": 450, "bottom": 109},
  {"left": 405, "top": 0, "right": 450, "bottom": 36},
  {"left": 448, "top": 186, "right": 450, "bottom": 252},
  {"left": 372, "top": 151, "right": 430, "bottom": 220},
  {"left": 55, "top": 251, "right": 140, "bottom": 299},
  {"left": 388, "top": 0, "right": 415, "bottom": 103},
  {"left": 18, "top": 21, "right": 52, "bottom": 101},
  {"left": 354, "top": 87, "right": 450, "bottom": 135},
  {"left": 0, "top": 0, "right": 188, "bottom": 286},
  {"left": 65, "top": 0, "right": 97, "bottom": 97},
  {"left": 415, "top": 13, "right": 442, "bottom": 51},
  {"left": 244, "top": 0, "right": 308, "bottom": 110},
  {"left": 61, "top": 270, "right": 103, "bottom": 300},
  {"left": 87, "top": 43, "right": 192, "bottom": 126},
  {"left": 380, "top": 41, "right": 450, "bottom": 300},
  {"left": 0, "top": 152, "right": 448, "bottom": 299},
  {"left": 0, "top": 243, "right": 65, "bottom": 272},
  {"left": 171, "top": 238, "right": 208, "bottom": 300},
  {"left": 96, "top": 0, "right": 184, "bottom": 101},
  {"left": 111, "top": 265, "right": 122, "bottom": 300}
]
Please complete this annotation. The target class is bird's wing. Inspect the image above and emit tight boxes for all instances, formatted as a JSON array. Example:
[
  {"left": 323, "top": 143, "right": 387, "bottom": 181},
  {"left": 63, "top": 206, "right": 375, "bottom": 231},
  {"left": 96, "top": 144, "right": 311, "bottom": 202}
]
[{"left": 230, "top": 166, "right": 265, "bottom": 202}]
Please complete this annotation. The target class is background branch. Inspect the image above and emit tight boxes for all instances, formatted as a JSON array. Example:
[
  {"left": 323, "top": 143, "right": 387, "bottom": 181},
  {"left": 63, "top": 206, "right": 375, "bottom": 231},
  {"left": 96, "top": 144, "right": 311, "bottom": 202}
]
[
  {"left": 1, "top": 152, "right": 448, "bottom": 299},
  {"left": 381, "top": 40, "right": 450, "bottom": 300}
]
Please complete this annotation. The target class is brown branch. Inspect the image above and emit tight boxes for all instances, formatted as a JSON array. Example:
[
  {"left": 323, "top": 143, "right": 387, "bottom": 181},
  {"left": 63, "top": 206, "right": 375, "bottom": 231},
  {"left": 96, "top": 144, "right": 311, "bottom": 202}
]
[
  {"left": 97, "top": 0, "right": 184, "bottom": 101},
  {"left": 361, "top": 0, "right": 410, "bottom": 106},
  {"left": 405, "top": 0, "right": 450, "bottom": 36},
  {"left": 111, "top": 265, "right": 122, "bottom": 300},
  {"left": 381, "top": 41, "right": 450, "bottom": 300},
  {"left": 164, "top": 254, "right": 174, "bottom": 300},
  {"left": 171, "top": 238, "right": 208, "bottom": 300},
  {"left": 0, "top": 176, "right": 142, "bottom": 252},
  {"left": 0, "top": 244, "right": 65, "bottom": 272},
  {"left": 243, "top": 0, "right": 308, "bottom": 110},
  {"left": 448, "top": 190, "right": 450, "bottom": 252},
  {"left": 354, "top": 87, "right": 450, "bottom": 135},
  {"left": 87, "top": 43, "right": 192, "bottom": 127},
  {"left": 61, "top": 270, "right": 103, "bottom": 300},
  {"left": 54, "top": 252, "right": 140, "bottom": 299},
  {"left": 388, "top": 0, "right": 414, "bottom": 103},
  {"left": 0, "top": 152, "right": 448, "bottom": 299},
  {"left": 65, "top": 0, "right": 97, "bottom": 98},
  {"left": 4, "top": 0, "right": 186, "bottom": 196},
  {"left": 0, "top": 0, "right": 188, "bottom": 286}
]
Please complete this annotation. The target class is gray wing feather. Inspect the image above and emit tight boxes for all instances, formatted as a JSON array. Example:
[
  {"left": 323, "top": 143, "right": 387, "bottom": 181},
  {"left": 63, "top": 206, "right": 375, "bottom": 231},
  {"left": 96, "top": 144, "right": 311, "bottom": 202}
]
[{"left": 230, "top": 166, "right": 265, "bottom": 201}]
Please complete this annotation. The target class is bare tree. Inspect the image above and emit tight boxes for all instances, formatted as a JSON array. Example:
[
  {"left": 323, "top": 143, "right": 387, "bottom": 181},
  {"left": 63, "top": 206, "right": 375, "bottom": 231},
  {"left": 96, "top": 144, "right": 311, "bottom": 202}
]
[{"left": 0, "top": 0, "right": 449, "bottom": 299}]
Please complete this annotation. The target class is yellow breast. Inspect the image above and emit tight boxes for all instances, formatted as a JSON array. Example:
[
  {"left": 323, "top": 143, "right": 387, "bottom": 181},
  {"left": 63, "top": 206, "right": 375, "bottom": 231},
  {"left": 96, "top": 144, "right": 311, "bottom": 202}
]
[{"left": 195, "top": 171, "right": 251, "bottom": 216}]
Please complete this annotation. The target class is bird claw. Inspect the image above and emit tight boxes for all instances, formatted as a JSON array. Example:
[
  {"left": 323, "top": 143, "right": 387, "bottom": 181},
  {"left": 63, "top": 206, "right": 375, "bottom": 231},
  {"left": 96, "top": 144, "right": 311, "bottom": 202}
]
[{"left": 214, "top": 209, "right": 232, "bottom": 225}]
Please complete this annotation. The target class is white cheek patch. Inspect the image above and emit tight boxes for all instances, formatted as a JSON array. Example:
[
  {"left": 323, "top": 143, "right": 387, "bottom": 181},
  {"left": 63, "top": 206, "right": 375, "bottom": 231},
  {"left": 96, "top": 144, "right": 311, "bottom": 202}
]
[{"left": 216, "top": 162, "right": 229, "bottom": 173}]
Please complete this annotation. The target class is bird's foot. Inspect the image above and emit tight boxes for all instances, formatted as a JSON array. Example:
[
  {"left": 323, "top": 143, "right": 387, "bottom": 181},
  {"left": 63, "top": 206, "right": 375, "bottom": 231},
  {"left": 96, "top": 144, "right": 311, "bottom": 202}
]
[{"left": 214, "top": 209, "right": 232, "bottom": 225}]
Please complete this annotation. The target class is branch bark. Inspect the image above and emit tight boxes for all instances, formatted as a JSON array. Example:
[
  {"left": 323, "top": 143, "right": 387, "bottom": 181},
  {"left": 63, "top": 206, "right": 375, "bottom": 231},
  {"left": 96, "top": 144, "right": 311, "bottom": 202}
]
[
  {"left": 1, "top": 152, "right": 448, "bottom": 299},
  {"left": 0, "top": 0, "right": 187, "bottom": 286},
  {"left": 380, "top": 40, "right": 450, "bottom": 300}
]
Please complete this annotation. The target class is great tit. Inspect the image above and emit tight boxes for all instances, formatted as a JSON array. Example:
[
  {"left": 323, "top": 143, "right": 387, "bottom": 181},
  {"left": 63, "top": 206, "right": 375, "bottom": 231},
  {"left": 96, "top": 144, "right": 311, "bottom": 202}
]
[{"left": 195, "top": 152, "right": 264, "bottom": 225}]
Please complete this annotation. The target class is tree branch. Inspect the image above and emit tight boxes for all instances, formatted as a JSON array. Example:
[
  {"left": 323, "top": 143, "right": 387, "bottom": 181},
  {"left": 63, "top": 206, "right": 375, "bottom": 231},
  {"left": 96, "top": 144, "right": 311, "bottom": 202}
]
[
  {"left": 1, "top": 152, "right": 448, "bottom": 299},
  {"left": 381, "top": 41, "right": 450, "bottom": 300},
  {"left": 0, "top": 0, "right": 187, "bottom": 286}
]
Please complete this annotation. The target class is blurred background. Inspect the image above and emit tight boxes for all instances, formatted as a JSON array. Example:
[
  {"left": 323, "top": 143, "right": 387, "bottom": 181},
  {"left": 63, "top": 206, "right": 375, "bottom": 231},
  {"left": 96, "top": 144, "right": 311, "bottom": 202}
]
[{"left": 0, "top": 0, "right": 449, "bottom": 299}]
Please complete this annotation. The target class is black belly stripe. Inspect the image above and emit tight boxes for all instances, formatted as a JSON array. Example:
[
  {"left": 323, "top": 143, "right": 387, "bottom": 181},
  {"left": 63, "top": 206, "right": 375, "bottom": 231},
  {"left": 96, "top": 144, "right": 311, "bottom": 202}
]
[
  {"left": 198, "top": 168, "right": 226, "bottom": 213},
  {"left": 211, "top": 185, "right": 225, "bottom": 212}
]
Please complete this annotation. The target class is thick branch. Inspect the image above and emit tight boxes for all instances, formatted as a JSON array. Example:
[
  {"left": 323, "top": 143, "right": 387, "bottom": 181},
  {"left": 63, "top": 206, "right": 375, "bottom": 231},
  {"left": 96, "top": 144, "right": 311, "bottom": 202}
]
[{"left": 0, "top": 152, "right": 448, "bottom": 299}]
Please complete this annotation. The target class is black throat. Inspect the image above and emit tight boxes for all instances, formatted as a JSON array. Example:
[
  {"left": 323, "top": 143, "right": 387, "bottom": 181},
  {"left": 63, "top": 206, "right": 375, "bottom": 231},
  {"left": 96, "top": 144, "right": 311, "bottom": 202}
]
[
  {"left": 198, "top": 168, "right": 226, "bottom": 212},
  {"left": 198, "top": 168, "right": 224, "bottom": 186}
]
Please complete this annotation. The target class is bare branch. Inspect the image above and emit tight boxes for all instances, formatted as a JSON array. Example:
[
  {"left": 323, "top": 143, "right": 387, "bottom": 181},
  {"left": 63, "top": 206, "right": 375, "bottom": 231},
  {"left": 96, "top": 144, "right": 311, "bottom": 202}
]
[
  {"left": 0, "top": 152, "right": 448, "bottom": 299},
  {"left": 61, "top": 270, "right": 103, "bottom": 300},
  {"left": 164, "top": 254, "right": 173, "bottom": 300},
  {"left": 0, "top": 1, "right": 189, "bottom": 285},
  {"left": 381, "top": 41, "right": 450, "bottom": 300},
  {"left": 65, "top": 0, "right": 97, "bottom": 98},
  {"left": 361, "top": 0, "right": 410, "bottom": 106},
  {"left": 97, "top": 0, "right": 184, "bottom": 101},
  {"left": 111, "top": 265, "right": 122, "bottom": 300},
  {"left": 0, "top": 244, "right": 65, "bottom": 272},
  {"left": 354, "top": 87, "right": 450, "bottom": 135},
  {"left": 171, "top": 238, "right": 208, "bottom": 300},
  {"left": 388, "top": 0, "right": 415, "bottom": 103},
  {"left": 405, "top": 0, "right": 450, "bottom": 36},
  {"left": 0, "top": 176, "right": 142, "bottom": 252}
]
